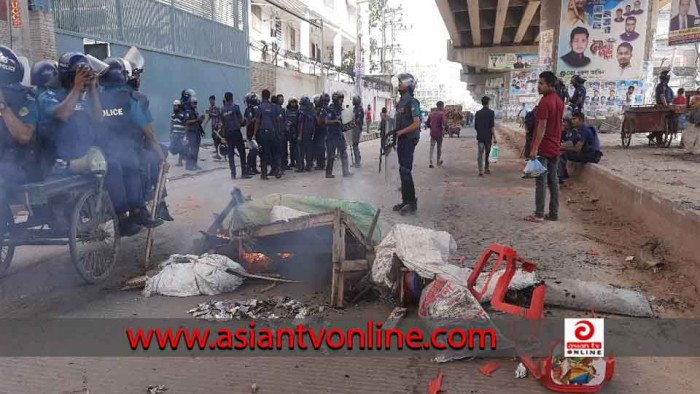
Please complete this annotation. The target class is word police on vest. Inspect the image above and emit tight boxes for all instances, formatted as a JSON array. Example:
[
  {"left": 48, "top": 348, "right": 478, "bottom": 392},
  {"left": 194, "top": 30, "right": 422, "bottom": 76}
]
[
  {"left": 103, "top": 108, "right": 125, "bottom": 117},
  {"left": 0, "top": 53, "right": 17, "bottom": 72}
]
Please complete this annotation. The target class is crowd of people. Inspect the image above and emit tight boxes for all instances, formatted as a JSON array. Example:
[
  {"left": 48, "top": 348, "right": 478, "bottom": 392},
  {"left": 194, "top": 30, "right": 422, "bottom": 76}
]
[{"left": 0, "top": 45, "right": 171, "bottom": 238}]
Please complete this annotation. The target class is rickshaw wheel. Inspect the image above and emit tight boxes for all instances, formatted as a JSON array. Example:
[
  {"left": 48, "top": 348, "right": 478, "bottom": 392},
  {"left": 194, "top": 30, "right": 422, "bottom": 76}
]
[
  {"left": 0, "top": 210, "right": 15, "bottom": 277},
  {"left": 69, "top": 188, "right": 120, "bottom": 284},
  {"left": 621, "top": 120, "right": 632, "bottom": 148}
]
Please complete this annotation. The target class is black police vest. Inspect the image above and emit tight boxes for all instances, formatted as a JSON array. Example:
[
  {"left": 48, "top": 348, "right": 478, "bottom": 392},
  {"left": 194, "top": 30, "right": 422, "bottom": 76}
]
[
  {"left": 100, "top": 88, "right": 141, "bottom": 146},
  {"left": 221, "top": 104, "right": 242, "bottom": 137},
  {"left": 396, "top": 93, "right": 419, "bottom": 139},
  {"left": 245, "top": 106, "right": 256, "bottom": 139},
  {"left": 326, "top": 104, "right": 342, "bottom": 136}
]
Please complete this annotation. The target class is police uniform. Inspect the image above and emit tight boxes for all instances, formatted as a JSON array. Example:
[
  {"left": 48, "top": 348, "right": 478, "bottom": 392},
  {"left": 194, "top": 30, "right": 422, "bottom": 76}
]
[
  {"left": 38, "top": 88, "right": 98, "bottom": 161},
  {"left": 244, "top": 104, "right": 259, "bottom": 174},
  {"left": 325, "top": 103, "right": 350, "bottom": 177},
  {"left": 284, "top": 106, "right": 299, "bottom": 169},
  {"left": 255, "top": 99, "right": 280, "bottom": 177},
  {"left": 396, "top": 91, "right": 421, "bottom": 206},
  {"left": 1, "top": 86, "right": 38, "bottom": 187},
  {"left": 184, "top": 103, "right": 203, "bottom": 170},
  {"left": 275, "top": 103, "right": 286, "bottom": 172},
  {"left": 207, "top": 104, "right": 222, "bottom": 154},
  {"left": 221, "top": 102, "right": 247, "bottom": 178},
  {"left": 132, "top": 88, "right": 168, "bottom": 205},
  {"left": 99, "top": 85, "right": 148, "bottom": 215},
  {"left": 571, "top": 85, "right": 586, "bottom": 112},
  {"left": 352, "top": 103, "right": 364, "bottom": 166},
  {"left": 297, "top": 107, "right": 315, "bottom": 171},
  {"left": 313, "top": 105, "right": 328, "bottom": 169}
]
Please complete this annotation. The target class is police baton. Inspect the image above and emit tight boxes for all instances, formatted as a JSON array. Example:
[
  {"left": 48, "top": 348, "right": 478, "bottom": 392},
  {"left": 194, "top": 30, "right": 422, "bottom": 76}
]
[{"left": 145, "top": 162, "right": 168, "bottom": 267}]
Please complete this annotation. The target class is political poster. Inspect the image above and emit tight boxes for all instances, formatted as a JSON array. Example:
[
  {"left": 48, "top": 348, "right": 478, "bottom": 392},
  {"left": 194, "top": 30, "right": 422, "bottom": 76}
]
[
  {"left": 488, "top": 53, "right": 539, "bottom": 70},
  {"left": 557, "top": 0, "right": 650, "bottom": 115},
  {"left": 668, "top": 0, "right": 700, "bottom": 45},
  {"left": 539, "top": 29, "right": 555, "bottom": 70},
  {"left": 509, "top": 70, "right": 539, "bottom": 96}
]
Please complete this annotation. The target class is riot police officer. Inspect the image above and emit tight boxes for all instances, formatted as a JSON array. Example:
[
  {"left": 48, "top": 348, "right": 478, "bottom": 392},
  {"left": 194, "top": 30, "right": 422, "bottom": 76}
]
[
  {"left": 325, "top": 91, "right": 352, "bottom": 179},
  {"left": 252, "top": 89, "right": 281, "bottom": 180},
  {"left": 275, "top": 94, "right": 286, "bottom": 175},
  {"left": 221, "top": 91, "right": 252, "bottom": 179},
  {"left": 351, "top": 95, "right": 364, "bottom": 167},
  {"left": 570, "top": 75, "right": 587, "bottom": 113},
  {"left": 313, "top": 93, "right": 329, "bottom": 170},
  {"left": 30, "top": 60, "right": 61, "bottom": 178},
  {"left": 99, "top": 57, "right": 163, "bottom": 235},
  {"left": 244, "top": 93, "right": 260, "bottom": 174},
  {"left": 181, "top": 89, "right": 204, "bottom": 171},
  {"left": 284, "top": 97, "right": 300, "bottom": 170},
  {"left": 392, "top": 73, "right": 421, "bottom": 214},
  {"left": 555, "top": 78, "right": 570, "bottom": 105},
  {"left": 0, "top": 46, "right": 38, "bottom": 237},
  {"left": 38, "top": 52, "right": 104, "bottom": 162},
  {"left": 296, "top": 96, "right": 315, "bottom": 172}
]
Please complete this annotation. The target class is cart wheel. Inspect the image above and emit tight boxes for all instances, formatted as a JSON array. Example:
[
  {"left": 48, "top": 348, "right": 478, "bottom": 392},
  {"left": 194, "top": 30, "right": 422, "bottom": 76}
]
[
  {"left": 0, "top": 209, "right": 15, "bottom": 277},
  {"left": 621, "top": 120, "right": 632, "bottom": 148},
  {"left": 69, "top": 188, "right": 120, "bottom": 284}
]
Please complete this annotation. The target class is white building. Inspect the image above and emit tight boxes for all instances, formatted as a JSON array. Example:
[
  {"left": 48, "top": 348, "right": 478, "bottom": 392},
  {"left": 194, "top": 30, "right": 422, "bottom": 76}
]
[{"left": 410, "top": 61, "right": 474, "bottom": 111}]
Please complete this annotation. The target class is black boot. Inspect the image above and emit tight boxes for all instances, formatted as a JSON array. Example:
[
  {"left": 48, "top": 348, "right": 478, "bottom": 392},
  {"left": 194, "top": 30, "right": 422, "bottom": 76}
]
[
  {"left": 400, "top": 200, "right": 418, "bottom": 215},
  {"left": 157, "top": 201, "right": 174, "bottom": 222},
  {"left": 130, "top": 208, "right": 163, "bottom": 229},
  {"left": 392, "top": 202, "right": 407, "bottom": 212},
  {"left": 326, "top": 157, "right": 335, "bottom": 178},
  {"left": 118, "top": 217, "right": 142, "bottom": 237}
]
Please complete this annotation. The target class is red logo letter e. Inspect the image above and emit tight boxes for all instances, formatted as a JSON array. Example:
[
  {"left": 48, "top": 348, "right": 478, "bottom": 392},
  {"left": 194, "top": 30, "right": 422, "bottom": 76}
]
[{"left": 574, "top": 320, "right": 595, "bottom": 341}]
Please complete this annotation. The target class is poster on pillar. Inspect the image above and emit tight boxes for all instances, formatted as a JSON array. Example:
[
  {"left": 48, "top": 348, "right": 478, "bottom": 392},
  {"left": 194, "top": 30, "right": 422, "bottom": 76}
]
[
  {"left": 510, "top": 70, "right": 539, "bottom": 96},
  {"left": 668, "top": 0, "right": 700, "bottom": 46},
  {"left": 488, "top": 53, "right": 539, "bottom": 70},
  {"left": 557, "top": 0, "right": 650, "bottom": 114},
  {"left": 538, "top": 30, "right": 555, "bottom": 70}
]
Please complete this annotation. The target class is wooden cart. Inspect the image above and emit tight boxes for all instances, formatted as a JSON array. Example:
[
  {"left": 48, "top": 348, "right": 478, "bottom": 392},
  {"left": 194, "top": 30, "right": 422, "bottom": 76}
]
[{"left": 621, "top": 105, "right": 686, "bottom": 148}]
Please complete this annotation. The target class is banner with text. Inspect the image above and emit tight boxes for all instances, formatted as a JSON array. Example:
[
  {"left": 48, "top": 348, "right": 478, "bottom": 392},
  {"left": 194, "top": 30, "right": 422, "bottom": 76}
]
[
  {"left": 488, "top": 53, "right": 539, "bottom": 70},
  {"left": 668, "top": 0, "right": 700, "bottom": 45}
]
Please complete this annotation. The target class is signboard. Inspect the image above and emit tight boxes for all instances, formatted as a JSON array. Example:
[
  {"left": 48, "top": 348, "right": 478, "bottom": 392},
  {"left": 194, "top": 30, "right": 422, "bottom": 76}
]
[
  {"left": 509, "top": 70, "right": 539, "bottom": 96},
  {"left": 557, "top": 0, "right": 650, "bottom": 115},
  {"left": 488, "top": 53, "right": 539, "bottom": 70},
  {"left": 538, "top": 29, "right": 555, "bottom": 70},
  {"left": 668, "top": 0, "right": 700, "bottom": 45},
  {"left": 10, "top": 0, "right": 21, "bottom": 28}
]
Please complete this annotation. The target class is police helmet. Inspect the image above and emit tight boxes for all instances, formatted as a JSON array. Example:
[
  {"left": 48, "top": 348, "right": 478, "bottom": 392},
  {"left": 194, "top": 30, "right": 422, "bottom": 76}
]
[
  {"left": 287, "top": 96, "right": 299, "bottom": 110},
  {"left": 173, "top": 99, "right": 181, "bottom": 106},
  {"left": 660, "top": 70, "right": 671, "bottom": 83},
  {"left": 332, "top": 91, "right": 345, "bottom": 105},
  {"left": 571, "top": 75, "right": 586, "bottom": 86},
  {"left": 0, "top": 46, "right": 25, "bottom": 87},
  {"left": 394, "top": 73, "right": 417, "bottom": 94},
  {"left": 191, "top": 97, "right": 198, "bottom": 104},
  {"left": 30, "top": 60, "right": 59, "bottom": 89},
  {"left": 321, "top": 93, "right": 331, "bottom": 106},
  {"left": 300, "top": 96, "right": 311, "bottom": 109},
  {"left": 100, "top": 57, "right": 130, "bottom": 87},
  {"left": 181, "top": 88, "right": 196, "bottom": 105},
  {"left": 57, "top": 52, "right": 89, "bottom": 83},
  {"left": 352, "top": 95, "right": 361, "bottom": 106},
  {"left": 313, "top": 94, "right": 322, "bottom": 108}
]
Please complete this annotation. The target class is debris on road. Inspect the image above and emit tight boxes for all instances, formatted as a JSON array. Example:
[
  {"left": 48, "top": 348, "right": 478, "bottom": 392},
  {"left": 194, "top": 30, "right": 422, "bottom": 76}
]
[
  {"left": 384, "top": 306, "right": 407, "bottom": 330},
  {"left": 634, "top": 238, "right": 667, "bottom": 273},
  {"left": 144, "top": 254, "right": 246, "bottom": 297},
  {"left": 187, "top": 296, "right": 323, "bottom": 321},
  {"left": 586, "top": 249, "right": 599, "bottom": 257},
  {"left": 251, "top": 383, "right": 258, "bottom": 393},
  {"left": 479, "top": 362, "right": 501, "bottom": 377},
  {"left": 427, "top": 372, "right": 444, "bottom": 394},
  {"left": 270, "top": 205, "right": 310, "bottom": 222},
  {"left": 546, "top": 278, "right": 653, "bottom": 317},
  {"left": 147, "top": 385, "right": 168, "bottom": 394},
  {"left": 515, "top": 363, "right": 528, "bottom": 379}
]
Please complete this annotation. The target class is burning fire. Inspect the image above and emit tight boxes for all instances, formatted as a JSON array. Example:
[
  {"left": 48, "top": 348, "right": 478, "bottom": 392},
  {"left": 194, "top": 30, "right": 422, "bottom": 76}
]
[
  {"left": 277, "top": 252, "right": 294, "bottom": 259},
  {"left": 216, "top": 233, "right": 231, "bottom": 240},
  {"left": 238, "top": 239, "right": 272, "bottom": 273}
]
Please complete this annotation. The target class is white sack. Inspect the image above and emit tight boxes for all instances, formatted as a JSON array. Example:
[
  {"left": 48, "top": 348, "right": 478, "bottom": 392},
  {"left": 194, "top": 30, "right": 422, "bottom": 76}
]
[
  {"left": 144, "top": 254, "right": 246, "bottom": 297},
  {"left": 269, "top": 205, "right": 310, "bottom": 222}
]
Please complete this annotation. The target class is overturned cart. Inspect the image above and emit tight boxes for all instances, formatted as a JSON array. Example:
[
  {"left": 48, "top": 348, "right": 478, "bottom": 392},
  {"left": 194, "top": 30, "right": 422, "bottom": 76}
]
[{"left": 197, "top": 189, "right": 381, "bottom": 307}]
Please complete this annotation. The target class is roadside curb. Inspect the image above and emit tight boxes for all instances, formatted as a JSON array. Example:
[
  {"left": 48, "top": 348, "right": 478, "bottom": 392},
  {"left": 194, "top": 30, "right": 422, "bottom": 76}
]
[{"left": 496, "top": 123, "right": 700, "bottom": 263}]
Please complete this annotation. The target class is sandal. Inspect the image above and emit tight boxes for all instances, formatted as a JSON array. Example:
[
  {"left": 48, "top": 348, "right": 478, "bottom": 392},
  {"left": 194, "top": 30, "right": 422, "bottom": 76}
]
[{"left": 524, "top": 214, "right": 545, "bottom": 223}]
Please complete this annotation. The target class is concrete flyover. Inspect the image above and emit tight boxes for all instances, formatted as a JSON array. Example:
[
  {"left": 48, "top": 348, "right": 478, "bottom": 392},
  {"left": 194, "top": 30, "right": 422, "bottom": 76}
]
[{"left": 436, "top": 0, "right": 558, "bottom": 100}]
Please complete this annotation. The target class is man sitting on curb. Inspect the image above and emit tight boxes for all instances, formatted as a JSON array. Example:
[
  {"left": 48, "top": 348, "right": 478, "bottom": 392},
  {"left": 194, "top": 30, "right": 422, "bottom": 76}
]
[{"left": 559, "top": 111, "right": 603, "bottom": 183}]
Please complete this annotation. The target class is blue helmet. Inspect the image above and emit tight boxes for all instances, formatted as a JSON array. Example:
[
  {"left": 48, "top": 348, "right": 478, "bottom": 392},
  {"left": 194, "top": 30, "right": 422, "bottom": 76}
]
[
  {"left": 321, "top": 93, "right": 330, "bottom": 106},
  {"left": 287, "top": 96, "right": 299, "bottom": 110},
  {"left": 31, "top": 60, "right": 59, "bottom": 89},
  {"left": 245, "top": 92, "right": 260, "bottom": 107},
  {"left": 300, "top": 96, "right": 311, "bottom": 108},
  {"left": 0, "top": 46, "right": 24, "bottom": 87},
  {"left": 99, "top": 58, "right": 130, "bottom": 87},
  {"left": 312, "top": 94, "right": 322, "bottom": 108},
  {"left": 57, "top": 52, "right": 89, "bottom": 83}
]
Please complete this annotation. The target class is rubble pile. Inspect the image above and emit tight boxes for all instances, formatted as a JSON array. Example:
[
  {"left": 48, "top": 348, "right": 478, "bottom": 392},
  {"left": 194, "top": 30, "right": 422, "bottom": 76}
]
[{"left": 187, "top": 296, "right": 323, "bottom": 321}]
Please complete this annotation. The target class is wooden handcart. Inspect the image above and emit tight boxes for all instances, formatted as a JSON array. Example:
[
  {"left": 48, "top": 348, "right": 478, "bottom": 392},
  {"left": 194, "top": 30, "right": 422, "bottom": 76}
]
[{"left": 621, "top": 105, "right": 686, "bottom": 148}]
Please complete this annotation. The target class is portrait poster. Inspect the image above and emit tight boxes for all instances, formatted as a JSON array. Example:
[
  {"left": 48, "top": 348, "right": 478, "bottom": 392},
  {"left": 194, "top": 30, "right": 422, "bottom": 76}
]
[
  {"left": 489, "top": 53, "right": 539, "bottom": 70},
  {"left": 558, "top": 0, "right": 649, "bottom": 114},
  {"left": 539, "top": 29, "right": 555, "bottom": 70},
  {"left": 509, "top": 70, "right": 539, "bottom": 96},
  {"left": 668, "top": 0, "right": 700, "bottom": 45}
]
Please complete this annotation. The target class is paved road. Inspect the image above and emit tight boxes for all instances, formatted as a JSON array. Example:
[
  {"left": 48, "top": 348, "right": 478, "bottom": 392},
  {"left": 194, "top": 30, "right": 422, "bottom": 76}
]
[{"left": 0, "top": 128, "right": 695, "bottom": 393}]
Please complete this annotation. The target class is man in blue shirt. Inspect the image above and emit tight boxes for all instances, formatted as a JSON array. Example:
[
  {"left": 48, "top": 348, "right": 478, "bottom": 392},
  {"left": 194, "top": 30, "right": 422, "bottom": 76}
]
[
  {"left": 253, "top": 89, "right": 281, "bottom": 180},
  {"left": 324, "top": 91, "right": 352, "bottom": 179},
  {"left": 313, "top": 93, "right": 330, "bottom": 170},
  {"left": 570, "top": 75, "right": 586, "bottom": 113},
  {"left": 283, "top": 97, "right": 299, "bottom": 171},
  {"left": 351, "top": 95, "right": 364, "bottom": 167},
  {"left": 244, "top": 93, "right": 260, "bottom": 175},
  {"left": 295, "top": 96, "right": 315, "bottom": 172},
  {"left": 392, "top": 73, "right": 422, "bottom": 215},
  {"left": 221, "top": 91, "right": 252, "bottom": 179},
  {"left": 559, "top": 111, "right": 603, "bottom": 182},
  {"left": 0, "top": 47, "right": 38, "bottom": 251},
  {"left": 653, "top": 70, "right": 674, "bottom": 144}
]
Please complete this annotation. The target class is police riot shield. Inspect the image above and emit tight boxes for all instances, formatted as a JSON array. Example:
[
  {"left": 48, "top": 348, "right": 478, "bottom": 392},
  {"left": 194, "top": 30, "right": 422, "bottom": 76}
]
[
  {"left": 85, "top": 55, "right": 109, "bottom": 76},
  {"left": 124, "top": 46, "right": 145, "bottom": 75}
]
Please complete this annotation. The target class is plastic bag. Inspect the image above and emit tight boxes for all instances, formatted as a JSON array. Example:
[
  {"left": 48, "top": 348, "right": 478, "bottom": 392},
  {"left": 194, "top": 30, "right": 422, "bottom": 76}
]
[
  {"left": 522, "top": 158, "right": 547, "bottom": 178},
  {"left": 489, "top": 144, "right": 499, "bottom": 163}
]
